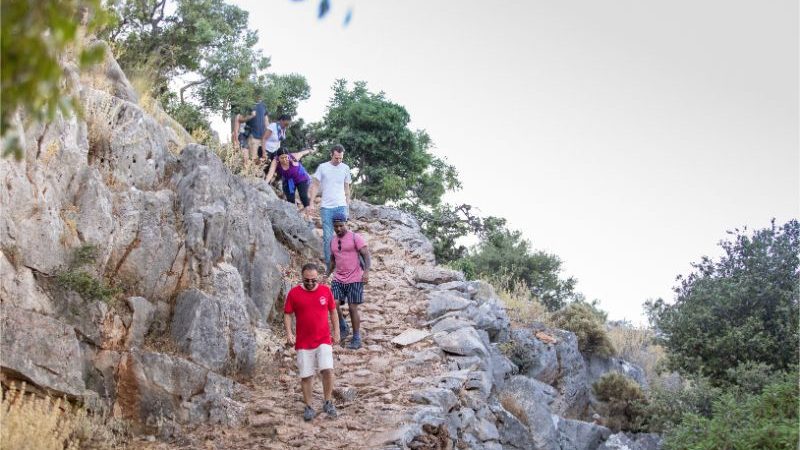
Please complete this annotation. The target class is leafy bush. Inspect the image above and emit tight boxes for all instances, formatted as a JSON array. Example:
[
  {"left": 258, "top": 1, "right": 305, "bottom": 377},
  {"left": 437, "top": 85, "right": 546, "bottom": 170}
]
[
  {"left": 56, "top": 244, "right": 119, "bottom": 302},
  {"left": 662, "top": 372, "right": 799, "bottom": 450},
  {"left": 56, "top": 270, "right": 119, "bottom": 302},
  {"left": 592, "top": 373, "right": 647, "bottom": 432},
  {"left": 646, "top": 219, "right": 799, "bottom": 383},
  {"left": 552, "top": 302, "right": 615, "bottom": 357},
  {"left": 643, "top": 375, "right": 723, "bottom": 433}
]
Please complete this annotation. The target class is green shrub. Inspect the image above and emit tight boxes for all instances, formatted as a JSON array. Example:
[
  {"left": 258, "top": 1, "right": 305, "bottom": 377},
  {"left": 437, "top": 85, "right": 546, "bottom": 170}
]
[
  {"left": 552, "top": 302, "right": 615, "bottom": 357},
  {"left": 645, "top": 220, "right": 799, "bottom": 383},
  {"left": 56, "top": 270, "right": 119, "bottom": 302},
  {"left": 56, "top": 244, "right": 119, "bottom": 302},
  {"left": 643, "top": 375, "right": 723, "bottom": 433},
  {"left": 592, "top": 373, "right": 647, "bottom": 432},
  {"left": 662, "top": 372, "right": 799, "bottom": 450}
]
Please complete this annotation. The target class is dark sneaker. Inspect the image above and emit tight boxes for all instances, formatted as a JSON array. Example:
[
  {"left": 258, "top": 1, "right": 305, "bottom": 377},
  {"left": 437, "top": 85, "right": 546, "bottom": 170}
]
[
  {"left": 347, "top": 334, "right": 362, "bottom": 350},
  {"left": 303, "top": 405, "right": 316, "bottom": 422},
  {"left": 323, "top": 400, "right": 337, "bottom": 418},
  {"left": 339, "top": 321, "right": 350, "bottom": 341}
]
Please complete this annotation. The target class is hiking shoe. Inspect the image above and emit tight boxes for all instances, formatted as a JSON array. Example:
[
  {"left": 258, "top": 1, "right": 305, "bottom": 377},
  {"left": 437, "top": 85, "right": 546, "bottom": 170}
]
[
  {"left": 323, "top": 400, "right": 337, "bottom": 418},
  {"left": 303, "top": 405, "right": 316, "bottom": 422},
  {"left": 347, "top": 334, "right": 362, "bottom": 350},
  {"left": 339, "top": 321, "right": 350, "bottom": 341}
]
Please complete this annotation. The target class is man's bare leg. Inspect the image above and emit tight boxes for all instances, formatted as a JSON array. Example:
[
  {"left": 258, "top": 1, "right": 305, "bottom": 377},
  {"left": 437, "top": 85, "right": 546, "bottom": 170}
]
[
  {"left": 301, "top": 376, "right": 314, "bottom": 405},
  {"left": 321, "top": 369, "right": 334, "bottom": 401},
  {"left": 348, "top": 303, "right": 361, "bottom": 336}
]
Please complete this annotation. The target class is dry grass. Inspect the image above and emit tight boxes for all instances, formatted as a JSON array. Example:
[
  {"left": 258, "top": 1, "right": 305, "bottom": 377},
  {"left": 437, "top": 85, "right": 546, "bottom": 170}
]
[
  {"left": 499, "top": 393, "right": 529, "bottom": 426},
  {"left": 0, "top": 383, "right": 126, "bottom": 450},
  {"left": 490, "top": 276, "right": 552, "bottom": 327},
  {"left": 608, "top": 325, "right": 666, "bottom": 384}
]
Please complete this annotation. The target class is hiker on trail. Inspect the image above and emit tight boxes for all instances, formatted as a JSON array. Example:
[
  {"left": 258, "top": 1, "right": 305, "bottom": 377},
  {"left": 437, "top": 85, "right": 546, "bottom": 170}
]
[
  {"left": 246, "top": 98, "right": 269, "bottom": 164},
  {"left": 264, "top": 148, "right": 314, "bottom": 209},
  {"left": 308, "top": 144, "right": 351, "bottom": 270},
  {"left": 261, "top": 114, "right": 291, "bottom": 166},
  {"left": 284, "top": 263, "right": 340, "bottom": 421},
  {"left": 327, "top": 214, "right": 371, "bottom": 350},
  {"left": 232, "top": 108, "right": 254, "bottom": 163}
]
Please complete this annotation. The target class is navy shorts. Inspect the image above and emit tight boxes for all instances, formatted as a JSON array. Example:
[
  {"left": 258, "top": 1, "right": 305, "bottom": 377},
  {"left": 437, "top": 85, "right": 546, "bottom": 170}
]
[{"left": 331, "top": 280, "right": 364, "bottom": 305}]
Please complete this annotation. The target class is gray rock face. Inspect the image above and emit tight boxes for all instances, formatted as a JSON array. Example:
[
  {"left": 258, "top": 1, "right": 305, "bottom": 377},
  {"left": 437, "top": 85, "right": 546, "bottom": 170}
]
[
  {"left": 1, "top": 306, "right": 86, "bottom": 398},
  {"left": 349, "top": 200, "right": 434, "bottom": 264},
  {"left": 415, "top": 266, "right": 466, "bottom": 285},
  {"left": 434, "top": 327, "right": 489, "bottom": 357},
  {"left": 556, "top": 417, "right": 612, "bottom": 450},
  {"left": 427, "top": 291, "right": 472, "bottom": 320},
  {"left": 499, "top": 376, "right": 559, "bottom": 449},
  {"left": 409, "top": 387, "right": 459, "bottom": 412},
  {"left": 176, "top": 145, "right": 289, "bottom": 319},
  {"left": 0, "top": 43, "right": 322, "bottom": 432},
  {"left": 171, "top": 264, "right": 257, "bottom": 374},
  {"left": 598, "top": 432, "right": 663, "bottom": 450},
  {"left": 586, "top": 355, "right": 649, "bottom": 390},
  {"left": 115, "top": 351, "right": 246, "bottom": 429},
  {"left": 126, "top": 296, "right": 155, "bottom": 348}
]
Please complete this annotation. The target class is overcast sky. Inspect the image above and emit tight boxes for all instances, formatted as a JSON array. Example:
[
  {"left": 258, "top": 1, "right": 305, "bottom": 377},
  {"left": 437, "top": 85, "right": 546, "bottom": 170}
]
[{"left": 212, "top": 0, "right": 799, "bottom": 323}]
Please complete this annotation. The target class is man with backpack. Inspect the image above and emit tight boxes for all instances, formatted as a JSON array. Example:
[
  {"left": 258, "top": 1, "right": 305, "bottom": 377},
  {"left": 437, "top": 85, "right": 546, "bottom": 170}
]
[
  {"left": 327, "top": 213, "right": 371, "bottom": 350},
  {"left": 246, "top": 98, "right": 269, "bottom": 164}
]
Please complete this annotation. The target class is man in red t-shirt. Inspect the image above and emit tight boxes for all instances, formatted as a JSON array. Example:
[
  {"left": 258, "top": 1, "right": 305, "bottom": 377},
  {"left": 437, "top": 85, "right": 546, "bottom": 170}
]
[{"left": 284, "top": 263, "right": 341, "bottom": 421}]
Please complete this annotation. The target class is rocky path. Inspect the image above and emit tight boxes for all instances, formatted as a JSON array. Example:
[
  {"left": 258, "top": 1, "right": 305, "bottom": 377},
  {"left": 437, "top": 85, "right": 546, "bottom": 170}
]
[{"left": 145, "top": 210, "right": 448, "bottom": 450}]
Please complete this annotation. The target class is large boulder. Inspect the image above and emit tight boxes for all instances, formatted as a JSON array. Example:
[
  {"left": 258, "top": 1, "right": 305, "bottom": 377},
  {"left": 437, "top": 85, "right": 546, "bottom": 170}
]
[
  {"left": 498, "top": 376, "right": 560, "bottom": 449},
  {"left": 586, "top": 355, "right": 648, "bottom": 390},
  {"left": 0, "top": 306, "right": 86, "bottom": 398},
  {"left": 171, "top": 264, "right": 257, "bottom": 374},
  {"left": 415, "top": 266, "right": 466, "bottom": 285},
  {"left": 114, "top": 350, "right": 246, "bottom": 430},
  {"left": 176, "top": 145, "right": 290, "bottom": 319},
  {"left": 556, "top": 417, "right": 612, "bottom": 450}
]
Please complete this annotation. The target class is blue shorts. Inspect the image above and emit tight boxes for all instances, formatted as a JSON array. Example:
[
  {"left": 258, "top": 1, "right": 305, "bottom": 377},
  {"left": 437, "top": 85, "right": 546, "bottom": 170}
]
[{"left": 331, "top": 280, "right": 364, "bottom": 305}]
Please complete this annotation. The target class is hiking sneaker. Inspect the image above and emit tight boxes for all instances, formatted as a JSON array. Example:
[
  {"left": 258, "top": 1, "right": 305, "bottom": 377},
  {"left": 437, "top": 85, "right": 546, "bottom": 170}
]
[
  {"left": 339, "top": 320, "right": 350, "bottom": 341},
  {"left": 347, "top": 334, "right": 362, "bottom": 350},
  {"left": 323, "top": 400, "right": 337, "bottom": 418},
  {"left": 303, "top": 405, "right": 316, "bottom": 422}
]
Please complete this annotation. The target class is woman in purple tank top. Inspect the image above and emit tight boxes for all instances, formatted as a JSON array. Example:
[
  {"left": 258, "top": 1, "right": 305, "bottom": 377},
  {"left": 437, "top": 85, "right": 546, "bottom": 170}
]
[{"left": 264, "top": 148, "right": 314, "bottom": 209}]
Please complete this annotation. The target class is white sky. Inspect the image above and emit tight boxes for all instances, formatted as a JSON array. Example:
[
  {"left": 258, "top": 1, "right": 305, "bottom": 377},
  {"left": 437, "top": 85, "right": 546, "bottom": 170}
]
[{"left": 211, "top": 0, "right": 799, "bottom": 323}]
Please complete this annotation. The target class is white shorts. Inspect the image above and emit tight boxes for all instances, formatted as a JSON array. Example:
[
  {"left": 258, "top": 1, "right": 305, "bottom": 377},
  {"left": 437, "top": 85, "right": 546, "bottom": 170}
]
[{"left": 296, "top": 344, "right": 334, "bottom": 379}]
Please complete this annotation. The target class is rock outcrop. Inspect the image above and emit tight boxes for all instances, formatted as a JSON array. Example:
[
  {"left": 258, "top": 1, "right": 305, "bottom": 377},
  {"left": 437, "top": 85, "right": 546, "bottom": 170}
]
[{"left": 0, "top": 41, "right": 320, "bottom": 434}]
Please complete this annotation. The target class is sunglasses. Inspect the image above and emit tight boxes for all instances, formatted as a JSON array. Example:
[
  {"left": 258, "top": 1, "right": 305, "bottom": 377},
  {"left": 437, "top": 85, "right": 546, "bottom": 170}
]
[{"left": 303, "top": 278, "right": 317, "bottom": 284}]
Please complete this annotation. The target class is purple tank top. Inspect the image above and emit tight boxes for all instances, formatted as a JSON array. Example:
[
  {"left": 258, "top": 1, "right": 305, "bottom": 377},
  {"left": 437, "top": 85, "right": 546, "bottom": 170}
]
[{"left": 276, "top": 155, "right": 310, "bottom": 184}]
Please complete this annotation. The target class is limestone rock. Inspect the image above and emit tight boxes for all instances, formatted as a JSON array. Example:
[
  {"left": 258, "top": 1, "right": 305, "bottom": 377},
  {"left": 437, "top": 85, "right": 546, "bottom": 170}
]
[
  {"left": 434, "top": 327, "right": 488, "bottom": 357},
  {"left": 415, "top": 266, "right": 465, "bottom": 285},
  {"left": 125, "top": 296, "right": 155, "bottom": 348},
  {"left": 170, "top": 264, "right": 256, "bottom": 374},
  {"left": 556, "top": 416, "right": 612, "bottom": 450},
  {"left": 409, "top": 388, "right": 458, "bottom": 412},
  {"left": 427, "top": 291, "right": 472, "bottom": 320},
  {"left": 0, "top": 306, "right": 86, "bottom": 398}
]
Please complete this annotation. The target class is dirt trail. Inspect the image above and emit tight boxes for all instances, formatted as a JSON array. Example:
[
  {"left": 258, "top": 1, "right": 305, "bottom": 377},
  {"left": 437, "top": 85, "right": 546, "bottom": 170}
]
[{"left": 147, "top": 212, "right": 444, "bottom": 450}]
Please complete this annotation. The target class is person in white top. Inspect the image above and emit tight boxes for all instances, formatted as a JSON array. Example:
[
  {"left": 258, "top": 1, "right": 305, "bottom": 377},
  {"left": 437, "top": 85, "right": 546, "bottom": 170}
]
[
  {"left": 261, "top": 114, "right": 291, "bottom": 164},
  {"left": 308, "top": 144, "right": 351, "bottom": 271}
]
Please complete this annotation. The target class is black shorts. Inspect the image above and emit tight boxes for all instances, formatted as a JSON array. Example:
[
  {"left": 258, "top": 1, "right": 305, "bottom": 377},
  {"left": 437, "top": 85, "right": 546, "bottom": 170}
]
[{"left": 331, "top": 280, "right": 364, "bottom": 305}]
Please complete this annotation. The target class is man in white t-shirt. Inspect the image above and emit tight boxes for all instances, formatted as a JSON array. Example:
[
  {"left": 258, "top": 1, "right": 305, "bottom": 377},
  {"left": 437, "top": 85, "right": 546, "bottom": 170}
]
[
  {"left": 308, "top": 144, "right": 351, "bottom": 271},
  {"left": 262, "top": 114, "right": 291, "bottom": 163}
]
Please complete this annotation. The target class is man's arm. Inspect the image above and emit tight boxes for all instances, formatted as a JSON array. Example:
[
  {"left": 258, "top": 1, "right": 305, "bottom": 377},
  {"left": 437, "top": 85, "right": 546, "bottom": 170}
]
[
  {"left": 359, "top": 246, "right": 371, "bottom": 284},
  {"left": 232, "top": 115, "right": 241, "bottom": 146},
  {"left": 329, "top": 308, "right": 340, "bottom": 344},
  {"left": 327, "top": 253, "right": 336, "bottom": 278},
  {"left": 344, "top": 182, "right": 351, "bottom": 206},
  {"left": 307, "top": 177, "right": 320, "bottom": 211},
  {"left": 284, "top": 313, "right": 295, "bottom": 346}
]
